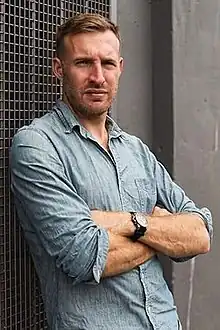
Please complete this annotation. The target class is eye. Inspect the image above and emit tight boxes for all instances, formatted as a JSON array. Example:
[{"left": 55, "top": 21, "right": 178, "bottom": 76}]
[
  {"left": 75, "top": 59, "right": 91, "bottom": 67},
  {"left": 102, "top": 60, "right": 117, "bottom": 68}
]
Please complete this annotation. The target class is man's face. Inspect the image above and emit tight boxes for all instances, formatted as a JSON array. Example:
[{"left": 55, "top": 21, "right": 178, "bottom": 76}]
[{"left": 53, "top": 31, "right": 123, "bottom": 119}]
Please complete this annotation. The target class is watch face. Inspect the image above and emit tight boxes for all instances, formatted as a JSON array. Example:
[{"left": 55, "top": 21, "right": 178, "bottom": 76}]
[{"left": 136, "top": 213, "right": 147, "bottom": 227}]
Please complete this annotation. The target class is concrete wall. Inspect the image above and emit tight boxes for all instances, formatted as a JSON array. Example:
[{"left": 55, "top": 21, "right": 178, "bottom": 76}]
[
  {"left": 117, "top": 1, "right": 219, "bottom": 329},
  {"left": 173, "top": 1, "right": 220, "bottom": 329},
  {"left": 116, "top": 0, "right": 152, "bottom": 145}
]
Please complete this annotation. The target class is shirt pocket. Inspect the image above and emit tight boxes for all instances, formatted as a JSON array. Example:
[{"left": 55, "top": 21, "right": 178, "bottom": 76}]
[
  {"left": 122, "top": 178, "right": 157, "bottom": 213},
  {"left": 135, "top": 178, "right": 157, "bottom": 213}
]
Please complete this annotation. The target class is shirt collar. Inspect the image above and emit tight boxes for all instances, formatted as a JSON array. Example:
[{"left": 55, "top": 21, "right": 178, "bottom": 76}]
[{"left": 54, "top": 99, "right": 123, "bottom": 139}]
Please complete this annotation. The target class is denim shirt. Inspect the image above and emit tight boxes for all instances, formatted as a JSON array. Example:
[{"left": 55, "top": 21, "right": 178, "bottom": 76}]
[{"left": 10, "top": 100, "right": 212, "bottom": 330}]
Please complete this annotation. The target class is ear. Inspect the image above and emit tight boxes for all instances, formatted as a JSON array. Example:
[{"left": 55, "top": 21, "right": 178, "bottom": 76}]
[
  {"left": 119, "top": 57, "right": 124, "bottom": 74},
  {"left": 52, "top": 57, "right": 63, "bottom": 80}
]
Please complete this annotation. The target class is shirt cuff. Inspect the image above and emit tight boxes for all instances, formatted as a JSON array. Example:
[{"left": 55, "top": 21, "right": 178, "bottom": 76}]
[{"left": 88, "top": 229, "right": 109, "bottom": 285}]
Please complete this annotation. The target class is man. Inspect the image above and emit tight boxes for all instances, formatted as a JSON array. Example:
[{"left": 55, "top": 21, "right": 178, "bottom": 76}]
[{"left": 10, "top": 13, "right": 212, "bottom": 330}]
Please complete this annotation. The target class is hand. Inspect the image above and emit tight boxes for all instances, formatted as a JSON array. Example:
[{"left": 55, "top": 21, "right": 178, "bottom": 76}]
[{"left": 151, "top": 206, "right": 172, "bottom": 217}]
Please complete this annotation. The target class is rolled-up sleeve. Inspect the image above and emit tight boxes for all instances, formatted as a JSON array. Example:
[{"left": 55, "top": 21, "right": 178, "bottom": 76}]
[
  {"left": 148, "top": 148, "right": 213, "bottom": 262},
  {"left": 10, "top": 128, "right": 109, "bottom": 284}
]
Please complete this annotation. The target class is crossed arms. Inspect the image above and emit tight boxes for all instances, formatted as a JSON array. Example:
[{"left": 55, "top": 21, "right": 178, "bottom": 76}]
[
  {"left": 10, "top": 129, "right": 213, "bottom": 283},
  {"left": 91, "top": 207, "right": 210, "bottom": 277}
]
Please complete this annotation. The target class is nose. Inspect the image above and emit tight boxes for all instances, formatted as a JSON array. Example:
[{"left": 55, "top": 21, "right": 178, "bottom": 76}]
[{"left": 89, "top": 63, "right": 105, "bottom": 85}]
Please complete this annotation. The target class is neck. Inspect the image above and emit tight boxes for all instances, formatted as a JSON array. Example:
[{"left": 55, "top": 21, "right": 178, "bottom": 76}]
[
  {"left": 62, "top": 96, "right": 109, "bottom": 149},
  {"left": 80, "top": 115, "right": 108, "bottom": 143}
]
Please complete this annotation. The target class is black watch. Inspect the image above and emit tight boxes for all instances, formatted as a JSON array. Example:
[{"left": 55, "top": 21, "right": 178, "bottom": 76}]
[{"left": 130, "top": 212, "right": 148, "bottom": 241}]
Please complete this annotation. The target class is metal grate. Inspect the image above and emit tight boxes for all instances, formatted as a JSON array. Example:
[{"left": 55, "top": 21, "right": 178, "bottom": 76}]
[{"left": 0, "top": 1, "right": 111, "bottom": 329}]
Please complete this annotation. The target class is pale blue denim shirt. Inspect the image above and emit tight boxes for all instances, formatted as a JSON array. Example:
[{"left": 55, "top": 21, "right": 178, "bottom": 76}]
[{"left": 10, "top": 100, "right": 212, "bottom": 330}]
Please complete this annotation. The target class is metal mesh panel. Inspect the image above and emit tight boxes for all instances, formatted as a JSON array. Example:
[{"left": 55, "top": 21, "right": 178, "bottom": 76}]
[{"left": 0, "top": 1, "right": 111, "bottom": 329}]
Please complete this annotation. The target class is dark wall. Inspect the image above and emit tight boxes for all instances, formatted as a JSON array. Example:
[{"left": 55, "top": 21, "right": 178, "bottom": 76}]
[
  {"left": 117, "top": 0, "right": 174, "bottom": 289},
  {"left": 151, "top": 0, "right": 173, "bottom": 290}
]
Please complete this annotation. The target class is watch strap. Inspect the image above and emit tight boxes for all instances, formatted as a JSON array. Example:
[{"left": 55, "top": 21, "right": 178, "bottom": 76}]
[{"left": 130, "top": 212, "right": 146, "bottom": 241}]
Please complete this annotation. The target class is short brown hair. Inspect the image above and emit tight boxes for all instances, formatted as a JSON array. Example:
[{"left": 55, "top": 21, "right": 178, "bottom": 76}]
[{"left": 56, "top": 13, "right": 120, "bottom": 58}]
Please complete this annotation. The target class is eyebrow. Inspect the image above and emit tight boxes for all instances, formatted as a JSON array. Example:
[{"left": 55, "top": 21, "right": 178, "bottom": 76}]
[{"left": 73, "top": 56, "right": 118, "bottom": 63}]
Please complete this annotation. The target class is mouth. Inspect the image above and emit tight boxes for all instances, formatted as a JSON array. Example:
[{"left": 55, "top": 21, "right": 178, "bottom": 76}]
[
  {"left": 84, "top": 90, "right": 108, "bottom": 100},
  {"left": 84, "top": 89, "right": 107, "bottom": 95}
]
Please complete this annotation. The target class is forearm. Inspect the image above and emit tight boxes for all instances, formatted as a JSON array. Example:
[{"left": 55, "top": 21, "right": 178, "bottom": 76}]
[
  {"left": 91, "top": 210, "right": 132, "bottom": 234},
  {"left": 91, "top": 211, "right": 155, "bottom": 276},
  {"left": 103, "top": 233, "right": 155, "bottom": 277},
  {"left": 91, "top": 210, "right": 210, "bottom": 258},
  {"left": 139, "top": 213, "right": 210, "bottom": 258}
]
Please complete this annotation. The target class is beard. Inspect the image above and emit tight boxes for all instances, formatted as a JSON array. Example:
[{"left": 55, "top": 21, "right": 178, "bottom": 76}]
[{"left": 63, "top": 82, "right": 113, "bottom": 119}]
